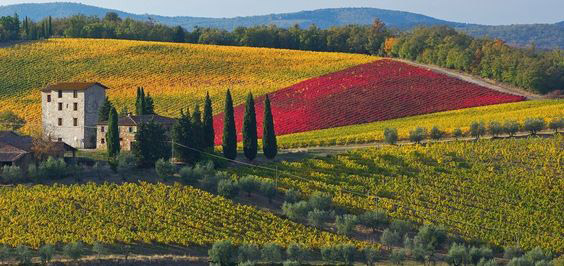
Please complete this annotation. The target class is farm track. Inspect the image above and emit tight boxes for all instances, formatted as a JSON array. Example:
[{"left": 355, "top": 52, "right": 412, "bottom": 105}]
[{"left": 395, "top": 59, "right": 543, "bottom": 100}]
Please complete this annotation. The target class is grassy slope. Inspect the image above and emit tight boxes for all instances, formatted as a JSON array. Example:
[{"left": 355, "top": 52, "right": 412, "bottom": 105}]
[
  {"left": 277, "top": 100, "right": 564, "bottom": 148},
  {"left": 236, "top": 137, "right": 564, "bottom": 252},
  {"left": 0, "top": 38, "right": 376, "bottom": 133},
  {"left": 0, "top": 182, "right": 359, "bottom": 248}
]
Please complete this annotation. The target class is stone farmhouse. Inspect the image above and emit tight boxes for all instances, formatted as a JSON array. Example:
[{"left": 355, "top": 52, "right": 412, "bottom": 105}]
[
  {"left": 41, "top": 82, "right": 108, "bottom": 149},
  {"left": 0, "top": 131, "right": 76, "bottom": 168},
  {"left": 96, "top": 114, "right": 177, "bottom": 151}
]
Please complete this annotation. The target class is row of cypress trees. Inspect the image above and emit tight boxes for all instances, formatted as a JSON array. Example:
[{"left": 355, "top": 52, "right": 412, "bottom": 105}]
[
  {"left": 135, "top": 87, "right": 155, "bottom": 115},
  {"left": 223, "top": 90, "right": 277, "bottom": 161}
]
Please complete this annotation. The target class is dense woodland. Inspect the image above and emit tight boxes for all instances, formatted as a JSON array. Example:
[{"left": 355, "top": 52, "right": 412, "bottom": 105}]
[{"left": 0, "top": 13, "right": 562, "bottom": 94}]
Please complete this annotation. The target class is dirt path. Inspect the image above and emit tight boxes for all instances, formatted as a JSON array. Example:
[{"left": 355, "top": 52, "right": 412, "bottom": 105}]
[{"left": 394, "top": 59, "right": 544, "bottom": 100}]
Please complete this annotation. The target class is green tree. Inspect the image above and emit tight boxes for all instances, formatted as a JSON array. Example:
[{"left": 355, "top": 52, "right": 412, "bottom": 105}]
[
  {"left": 524, "top": 118, "right": 545, "bottom": 135},
  {"left": 504, "top": 120, "right": 521, "bottom": 137},
  {"left": 261, "top": 243, "right": 282, "bottom": 263},
  {"left": 144, "top": 93, "right": 154, "bottom": 114},
  {"left": 155, "top": 158, "right": 175, "bottom": 179},
  {"left": 203, "top": 92, "right": 215, "bottom": 149},
  {"left": 39, "top": 244, "right": 55, "bottom": 264},
  {"left": 132, "top": 121, "right": 170, "bottom": 167},
  {"left": 238, "top": 175, "right": 260, "bottom": 197},
  {"left": 364, "top": 247, "right": 380, "bottom": 266},
  {"left": 98, "top": 96, "right": 114, "bottom": 122},
  {"left": 384, "top": 128, "right": 399, "bottom": 144},
  {"left": 222, "top": 89, "right": 237, "bottom": 160},
  {"left": 172, "top": 109, "right": 196, "bottom": 163},
  {"left": 63, "top": 241, "right": 85, "bottom": 262},
  {"left": 106, "top": 107, "right": 120, "bottom": 158},
  {"left": 242, "top": 92, "right": 258, "bottom": 161},
  {"left": 430, "top": 126, "right": 445, "bottom": 141},
  {"left": 0, "top": 111, "right": 25, "bottom": 131},
  {"left": 548, "top": 117, "right": 564, "bottom": 133},
  {"left": 238, "top": 243, "right": 260, "bottom": 263},
  {"left": 262, "top": 94, "right": 278, "bottom": 159},
  {"left": 173, "top": 25, "right": 186, "bottom": 42},
  {"left": 470, "top": 121, "right": 486, "bottom": 139},
  {"left": 336, "top": 214, "right": 358, "bottom": 236},
  {"left": 446, "top": 243, "right": 470, "bottom": 266},
  {"left": 409, "top": 127, "right": 427, "bottom": 144},
  {"left": 260, "top": 181, "right": 277, "bottom": 203},
  {"left": 453, "top": 128, "right": 463, "bottom": 139},
  {"left": 208, "top": 240, "right": 237, "bottom": 265},
  {"left": 359, "top": 210, "right": 389, "bottom": 233},
  {"left": 191, "top": 104, "right": 204, "bottom": 157},
  {"left": 489, "top": 121, "right": 504, "bottom": 137},
  {"left": 286, "top": 243, "right": 307, "bottom": 263},
  {"left": 15, "top": 245, "right": 32, "bottom": 265},
  {"left": 381, "top": 229, "right": 402, "bottom": 249},
  {"left": 390, "top": 249, "right": 407, "bottom": 265},
  {"left": 135, "top": 87, "right": 146, "bottom": 115}
]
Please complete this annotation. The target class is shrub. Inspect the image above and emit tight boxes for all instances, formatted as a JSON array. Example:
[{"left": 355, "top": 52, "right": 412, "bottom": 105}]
[
  {"left": 307, "top": 209, "right": 334, "bottom": 228},
  {"left": 238, "top": 175, "right": 260, "bottom": 197},
  {"left": 470, "top": 121, "right": 486, "bottom": 139},
  {"left": 414, "top": 224, "right": 448, "bottom": 251},
  {"left": 261, "top": 243, "right": 282, "bottom": 263},
  {"left": 0, "top": 245, "right": 11, "bottom": 263},
  {"left": 15, "top": 245, "right": 32, "bottom": 265},
  {"left": 321, "top": 246, "right": 340, "bottom": 263},
  {"left": 1, "top": 165, "right": 23, "bottom": 183},
  {"left": 504, "top": 120, "right": 521, "bottom": 137},
  {"left": 524, "top": 247, "right": 552, "bottom": 264},
  {"left": 238, "top": 243, "right": 260, "bottom": 263},
  {"left": 259, "top": 181, "right": 277, "bottom": 203},
  {"left": 453, "top": 128, "right": 463, "bottom": 139},
  {"left": 469, "top": 246, "right": 494, "bottom": 265},
  {"left": 284, "top": 188, "right": 301, "bottom": 203},
  {"left": 208, "top": 240, "right": 237, "bottom": 265},
  {"left": 155, "top": 158, "right": 176, "bottom": 179},
  {"left": 430, "top": 126, "right": 445, "bottom": 141},
  {"left": 40, "top": 156, "right": 68, "bottom": 179},
  {"left": 92, "top": 242, "right": 108, "bottom": 258},
  {"left": 446, "top": 243, "right": 470, "bottom": 266},
  {"left": 27, "top": 164, "right": 39, "bottom": 180},
  {"left": 364, "top": 247, "right": 380, "bottom": 266},
  {"left": 381, "top": 229, "right": 402, "bottom": 248},
  {"left": 39, "top": 244, "right": 55, "bottom": 264},
  {"left": 524, "top": 118, "right": 545, "bottom": 135},
  {"left": 477, "top": 258, "right": 499, "bottom": 266},
  {"left": 507, "top": 257, "right": 534, "bottom": 266},
  {"left": 390, "top": 248, "right": 407, "bottom": 265},
  {"left": 217, "top": 179, "right": 239, "bottom": 199},
  {"left": 117, "top": 152, "right": 136, "bottom": 171},
  {"left": 282, "top": 201, "right": 311, "bottom": 220},
  {"left": 548, "top": 117, "right": 564, "bottom": 133},
  {"left": 504, "top": 246, "right": 524, "bottom": 259},
  {"left": 308, "top": 192, "right": 332, "bottom": 211},
  {"left": 336, "top": 214, "right": 358, "bottom": 236},
  {"left": 384, "top": 128, "right": 399, "bottom": 144},
  {"left": 340, "top": 244, "right": 357, "bottom": 265},
  {"left": 63, "top": 241, "right": 85, "bottom": 261},
  {"left": 286, "top": 243, "right": 307, "bottom": 263},
  {"left": 200, "top": 171, "right": 229, "bottom": 193},
  {"left": 390, "top": 219, "right": 412, "bottom": 238},
  {"left": 489, "top": 121, "right": 504, "bottom": 137},
  {"left": 409, "top": 127, "right": 427, "bottom": 144},
  {"left": 359, "top": 210, "right": 388, "bottom": 233}
]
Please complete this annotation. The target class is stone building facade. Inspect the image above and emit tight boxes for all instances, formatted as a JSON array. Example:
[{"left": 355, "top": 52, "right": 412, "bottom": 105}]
[
  {"left": 96, "top": 114, "right": 177, "bottom": 151},
  {"left": 41, "top": 82, "right": 108, "bottom": 149}
]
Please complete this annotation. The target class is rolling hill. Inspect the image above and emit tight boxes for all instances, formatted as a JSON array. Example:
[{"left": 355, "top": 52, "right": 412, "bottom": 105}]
[{"left": 1, "top": 2, "right": 563, "bottom": 49}]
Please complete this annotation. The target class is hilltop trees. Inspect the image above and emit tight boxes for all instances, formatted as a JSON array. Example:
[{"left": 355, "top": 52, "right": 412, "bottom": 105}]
[
  {"left": 262, "top": 94, "right": 278, "bottom": 160},
  {"left": 243, "top": 92, "right": 258, "bottom": 161},
  {"left": 135, "top": 87, "right": 154, "bottom": 115},
  {"left": 223, "top": 89, "right": 237, "bottom": 160},
  {"left": 106, "top": 107, "right": 120, "bottom": 158}
]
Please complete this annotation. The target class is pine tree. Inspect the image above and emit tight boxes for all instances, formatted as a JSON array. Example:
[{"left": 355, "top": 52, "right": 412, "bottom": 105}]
[
  {"left": 191, "top": 104, "right": 203, "bottom": 161},
  {"left": 98, "top": 96, "right": 114, "bottom": 122},
  {"left": 144, "top": 93, "right": 154, "bottom": 114},
  {"left": 242, "top": 92, "right": 257, "bottom": 161},
  {"left": 106, "top": 107, "right": 120, "bottom": 158},
  {"left": 262, "top": 94, "right": 277, "bottom": 159},
  {"left": 135, "top": 87, "right": 146, "bottom": 115},
  {"left": 203, "top": 92, "right": 215, "bottom": 150},
  {"left": 222, "top": 89, "right": 237, "bottom": 160}
]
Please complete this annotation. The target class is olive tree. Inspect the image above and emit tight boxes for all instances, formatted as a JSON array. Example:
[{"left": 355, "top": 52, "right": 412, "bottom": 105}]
[{"left": 524, "top": 118, "right": 545, "bottom": 135}]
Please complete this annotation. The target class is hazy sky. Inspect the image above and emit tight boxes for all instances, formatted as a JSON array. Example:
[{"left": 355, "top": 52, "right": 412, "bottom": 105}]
[{"left": 2, "top": 0, "right": 563, "bottom": 25}]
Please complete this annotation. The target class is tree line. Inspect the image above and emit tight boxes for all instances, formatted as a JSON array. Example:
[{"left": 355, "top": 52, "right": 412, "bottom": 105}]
[
  {"left": 1, "top": 12, "right": 562, "bottom": 94},
  {"left": 101, "top": 89, "right": 278, "bottom": 168}
]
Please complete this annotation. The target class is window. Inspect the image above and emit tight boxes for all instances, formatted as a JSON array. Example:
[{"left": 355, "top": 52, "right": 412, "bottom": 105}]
[
  {"left": 73, "top": 90, "right": 78, "bottom": 98},
  {"left": 128, "top": 127, "right": 133, "bottom": 133},
  {"left": 58, "top": 102, "right": 63, "bottom": 111},
  {"left": 47, "top": 95, "right": 51, "bottom": 102},
  {"left": 119, "top": 138, "right": 123, "bottom": 141},
  {"left": 58, "top": 90, "right": 62, "bottom": 98},
  {"left": 101, "top": 138, "right": 105, "bottom": 144},
  {"left": 57, "top": 138, "right": 62, "bottom": 142},
  {"left": 101, "top": 126, "right": 105, "bottom": 133},
  {"left": 73, "top": 118, "right": 78, "bottom": 127},
  {"left": 73, "top": 103, "right": 78, "bottom": 111},
  {"left": 58, "top": 118, "right": 62, "bottom": 126}
]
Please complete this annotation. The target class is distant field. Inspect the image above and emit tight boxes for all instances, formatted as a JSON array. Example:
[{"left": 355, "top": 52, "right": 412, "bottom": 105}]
[
  {"left": 236, "top": 137, "right": 564, "bottom": 252},
  {"left": 0, "top": 38, "right": 376, "bottom": 133},
  {"left": 0, "top": 182, "right": 359, "bottom": 248},
  {"left": 214, "top": 59, "right": 525, "bottom": 144},
  {"left": 276, "top": 99, "right": 564, "bottom": 148}
]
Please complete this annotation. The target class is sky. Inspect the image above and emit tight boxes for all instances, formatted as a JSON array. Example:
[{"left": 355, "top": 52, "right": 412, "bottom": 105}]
[{"left": 1, "top": 0, "right": 563, "bottom": 25}]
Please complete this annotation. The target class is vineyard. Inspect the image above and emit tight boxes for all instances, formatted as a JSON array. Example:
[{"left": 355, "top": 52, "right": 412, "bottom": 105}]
[
  {"left": 0, "top": 38, "right": 375, "bottom": 133},
  {"left": 0, "top": 182, "right": 359, "bottom": 248},
  {"left": 236, "top": 137, "right": 564, "bottom": 252},
  {"left": 276, "top": 99, "right": 564, "bottom": 148},
  {"left": 213, "top": 59, "right": 525, "bottom": 144}
]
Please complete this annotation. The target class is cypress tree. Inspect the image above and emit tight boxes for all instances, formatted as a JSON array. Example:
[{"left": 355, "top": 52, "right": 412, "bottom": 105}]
[
  {"left": 222, "top": 89, "right": 237, "bottom": 160},
  {"left": 132, "top": 121, "right": 169, "bottom": 167},
  {"left": 202, "top": 92, "right": 215, "bottom": 150},
  {"left": 135, "top": 87, "right": 146, "bottom": 115},
  {"left": 98, "top": 96, "right": 114, "bottom": 122},
  {"left": 144, "top": 93, "right": 154, "bottom": 114},
  {"left": 191, "top": 104, "right": 203, "bottom": 160},
  {"left": 262, "top": 94, "right": 277, "bottom": 159},
  {"left": 172, "top": 109, "right": 195, "bottom": 163},
  {"left": 242, "top": 92, "right": 257, "bottom": 161},
  {"left": 106, "top": 107, "right": 120, "bottom": 158},
  {"left": 48, "top": 16, "right": 52, "bottom": 37}
]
